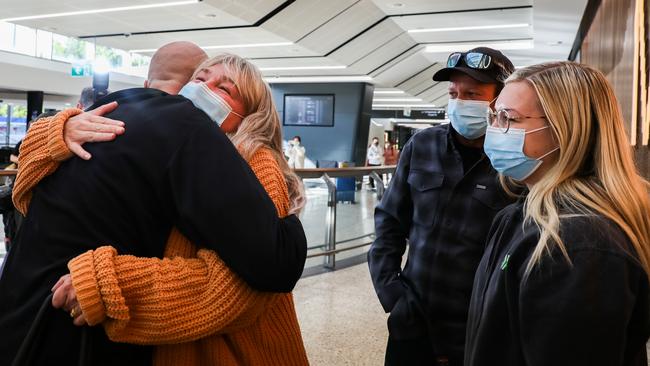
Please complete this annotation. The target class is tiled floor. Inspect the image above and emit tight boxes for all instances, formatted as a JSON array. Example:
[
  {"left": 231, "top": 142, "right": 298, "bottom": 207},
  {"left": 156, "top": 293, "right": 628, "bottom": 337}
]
[{"left": 293, "top": 262, "right": 388, "bottom": 366}]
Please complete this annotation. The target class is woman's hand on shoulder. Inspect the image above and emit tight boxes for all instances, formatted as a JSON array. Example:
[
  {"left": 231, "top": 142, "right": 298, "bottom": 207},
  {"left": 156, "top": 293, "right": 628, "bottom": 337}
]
[{"left": 65, "top": 101, "right": 126, "bottom": 160}]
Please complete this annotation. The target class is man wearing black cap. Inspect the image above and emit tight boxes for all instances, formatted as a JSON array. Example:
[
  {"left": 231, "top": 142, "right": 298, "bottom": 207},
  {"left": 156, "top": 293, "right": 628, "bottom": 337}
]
[{"left": 368, "top": 47, "right": 517, "bottom": 366}]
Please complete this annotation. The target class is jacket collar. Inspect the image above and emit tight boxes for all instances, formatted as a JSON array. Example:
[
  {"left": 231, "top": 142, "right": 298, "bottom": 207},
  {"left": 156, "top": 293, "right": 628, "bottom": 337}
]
[{"left": 85, "top": 88, "right": 168, "bottom": 111}]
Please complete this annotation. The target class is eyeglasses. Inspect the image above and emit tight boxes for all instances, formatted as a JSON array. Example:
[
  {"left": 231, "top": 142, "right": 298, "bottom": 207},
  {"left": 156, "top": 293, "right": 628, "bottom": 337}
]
[
  {"left": 447, "top": 52, "right": 493, "bottom": 69},
  {"left": 486, "top": 108, "right": 547, "bottom": 133}
]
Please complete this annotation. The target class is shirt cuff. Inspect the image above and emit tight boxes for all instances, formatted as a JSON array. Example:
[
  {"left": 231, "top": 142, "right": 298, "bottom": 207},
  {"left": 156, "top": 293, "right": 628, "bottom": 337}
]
[{"left": 378, "top": 278, "right": 407, "bottom": 313}]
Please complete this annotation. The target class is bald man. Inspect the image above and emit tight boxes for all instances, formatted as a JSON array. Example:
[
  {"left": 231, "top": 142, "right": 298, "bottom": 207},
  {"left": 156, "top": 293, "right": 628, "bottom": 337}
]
[
  {"left": 0, "top": 42, "right": 307, "bottom": 366},
  {"left": 143, "top": 41, "right": 207, "bottom": 94}
]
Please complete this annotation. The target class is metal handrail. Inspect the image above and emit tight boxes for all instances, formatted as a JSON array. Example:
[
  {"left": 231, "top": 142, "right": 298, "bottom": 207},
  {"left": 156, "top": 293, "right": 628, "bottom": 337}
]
[
  {"left": 295, "top": 165, "right": 396, "bottom": 269},
  {"left": 0, "top": 170, "right": 17, "bottom": 176},
  {"left": 307, "top": 232, "right": 375, "bottom": 250},
  {"left": 295, "top": 165, "right": 396, "bottom": 179},
  {"left": 306, "top": 241, "right": 373, "bottom": 258}
]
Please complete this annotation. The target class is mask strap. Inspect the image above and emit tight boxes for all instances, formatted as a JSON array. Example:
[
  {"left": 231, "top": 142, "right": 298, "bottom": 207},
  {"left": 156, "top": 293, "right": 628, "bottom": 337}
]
[
  {"left": 525, "top": 125, "right": 550, "bottom": 135},
  {"left": 538, "top": 146, "right": 559, "bottom": 160},
  {"left": 231, "top": 110, "right": 244, "bottom": 119}
]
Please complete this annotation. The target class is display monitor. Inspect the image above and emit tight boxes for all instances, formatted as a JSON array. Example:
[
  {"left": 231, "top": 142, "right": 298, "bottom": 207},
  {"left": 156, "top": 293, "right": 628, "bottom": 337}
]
[{"left": 283, "top": 94, "right": 335, "bottom": 127}]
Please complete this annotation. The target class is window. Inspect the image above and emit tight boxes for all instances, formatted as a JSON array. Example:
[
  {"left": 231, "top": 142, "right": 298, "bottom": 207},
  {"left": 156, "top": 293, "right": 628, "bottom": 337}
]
[
  {"left": 52, "top": 33, "right": 94, "bottom": 63},
  {"left": 0, "top": 22, "right": 15, "bottom": 52},
  {"left": 36, "top": 29, "right": 53, "bottom": 59},
  {"left": 96, "top": 45, "right": 124, "bottom": 68},
  {"left": 13, "top": 25, "right": 36, "bottom": 56}
]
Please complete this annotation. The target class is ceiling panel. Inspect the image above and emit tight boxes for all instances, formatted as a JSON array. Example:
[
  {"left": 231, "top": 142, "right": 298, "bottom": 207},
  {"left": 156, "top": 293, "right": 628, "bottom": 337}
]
[
  {"left": 296, "top": 1, "right": 385, "bottom": 54},
  {"left": 327, "top": 19, "right": 406, "bottom": 65},
  {"left": 262, "top": 0, "right": 359, "bottom": 41},
  {"left": 1, "top": 0, "right": 172, "bottom": 18},
  {"left": 8, "top": 3, "right": 247, "bottom": 37},
  {"left": 202, "top": 0, "right": 286, "bottom": 23},
  {"left": 346, "top": 32, "right": 415, "bottom": 73},
  {"left": 371, "top": 0, "right": 531, "bottom": 15},
  {"left": 92, "top": 27, "right": 298, "bottom": 55}
]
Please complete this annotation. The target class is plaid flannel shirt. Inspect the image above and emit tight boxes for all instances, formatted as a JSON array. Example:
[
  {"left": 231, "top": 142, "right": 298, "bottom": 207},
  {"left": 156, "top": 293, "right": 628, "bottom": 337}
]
[{"left": 368, "top": 124, "right": 516, "bottom": 362}]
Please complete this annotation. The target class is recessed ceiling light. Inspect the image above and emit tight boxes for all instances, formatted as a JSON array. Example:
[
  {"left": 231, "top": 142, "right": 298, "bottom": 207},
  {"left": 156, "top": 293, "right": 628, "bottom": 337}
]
[
  {"left": 259, "top": 65, "right": 346, "bottom": 71},
  {"left": 373, "top": 104, "right": 438, "bottom": 108},
  {"left": 409, "top": 23, "right": 529, "bottom": 34},
  {"left": 374, "top": 90, "right": 405, "bottom": 95},
  {"left": 202, "top": 42, "right": 292, "bottom": 50},
  {"left": 424, "top": 39, "right": 534, "bottom": 53},
  {"left": 373, "top": 98, "right": 423, "bottom": 102},
  {"left": 265, "top": 76, "right": 373, "bottom": 83},
  {"left": 130, "top": 41, "right": 293, "bottom": 53},
  {"left": 1, "top": 0, "right": 200, "bottom": 22}
]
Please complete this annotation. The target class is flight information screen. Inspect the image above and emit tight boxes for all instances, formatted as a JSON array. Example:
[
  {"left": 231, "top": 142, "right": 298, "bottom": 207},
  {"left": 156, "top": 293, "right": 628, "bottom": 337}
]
[{"left": 283, "top": 94, "right": 335, "bottom": 126}]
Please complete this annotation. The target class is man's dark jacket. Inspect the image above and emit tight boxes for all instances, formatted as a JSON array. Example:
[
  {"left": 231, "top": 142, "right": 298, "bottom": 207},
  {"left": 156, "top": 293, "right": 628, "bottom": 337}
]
[
  {"left": 369, "top": 124, "right": 515, "bottom": 365},
  {"left": 0, "top": 88, "right": 307, "bottom": 366}
]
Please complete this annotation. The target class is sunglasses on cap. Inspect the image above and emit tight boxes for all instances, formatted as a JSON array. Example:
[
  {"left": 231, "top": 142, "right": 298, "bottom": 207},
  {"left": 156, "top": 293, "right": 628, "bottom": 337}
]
[{"left": 446, "top": 52, "right": 492, "bottom": 69}]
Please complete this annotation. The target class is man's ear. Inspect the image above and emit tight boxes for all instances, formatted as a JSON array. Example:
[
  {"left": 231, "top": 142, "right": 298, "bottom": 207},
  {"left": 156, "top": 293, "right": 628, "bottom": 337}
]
[{"left": 144, "top": 80, "right": 149, "bottom": 88}]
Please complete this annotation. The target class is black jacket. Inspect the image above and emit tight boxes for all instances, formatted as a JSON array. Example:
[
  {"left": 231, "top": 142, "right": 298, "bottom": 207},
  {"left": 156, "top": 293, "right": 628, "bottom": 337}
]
[
  {"left": 465, "top": 202, "right": 650, "bottom": 366},
  {"left": 368, "top": 124, "right": 515, "bottom": 363},
  {"left": 0, "top": 88, "right": 307, "bottom": 366}
]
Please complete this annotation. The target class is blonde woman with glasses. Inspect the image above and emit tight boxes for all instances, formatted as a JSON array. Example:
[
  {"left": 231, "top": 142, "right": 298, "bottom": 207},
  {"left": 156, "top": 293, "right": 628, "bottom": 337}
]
[{"left": 465, "top": 61, "right": 650, "bottom": 366}]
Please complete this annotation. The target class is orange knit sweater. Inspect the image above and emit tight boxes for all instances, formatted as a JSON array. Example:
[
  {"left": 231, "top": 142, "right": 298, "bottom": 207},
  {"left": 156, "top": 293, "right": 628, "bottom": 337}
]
[{"left": 14, "top": 108, "right": 309, "bottom": 366}]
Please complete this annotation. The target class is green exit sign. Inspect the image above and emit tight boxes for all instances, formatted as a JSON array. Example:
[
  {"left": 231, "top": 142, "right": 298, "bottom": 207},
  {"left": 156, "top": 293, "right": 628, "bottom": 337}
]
[{"left": 71, "top": 64, "right": 92, "bottom": 77}]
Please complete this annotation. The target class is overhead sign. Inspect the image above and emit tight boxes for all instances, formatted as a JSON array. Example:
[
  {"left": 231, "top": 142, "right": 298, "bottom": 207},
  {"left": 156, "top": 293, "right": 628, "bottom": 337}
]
[
  {"left": 71, "top": 63, "right": 92, "bottom": 77},
  {"left": 371, "top": 109, "right": 446, "bottom": 120}
]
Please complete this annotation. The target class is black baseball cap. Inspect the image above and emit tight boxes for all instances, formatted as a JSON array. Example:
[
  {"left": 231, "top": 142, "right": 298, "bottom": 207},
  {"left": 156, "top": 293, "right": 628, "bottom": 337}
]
[{"left": 432, "top": 47, "right": 515, "bottom": 85}]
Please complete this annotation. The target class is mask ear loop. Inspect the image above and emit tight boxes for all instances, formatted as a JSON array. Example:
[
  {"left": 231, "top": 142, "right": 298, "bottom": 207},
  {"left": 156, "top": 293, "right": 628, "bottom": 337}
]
[{"left": 524, "top": 125, "right": 560, "bottom": 160}]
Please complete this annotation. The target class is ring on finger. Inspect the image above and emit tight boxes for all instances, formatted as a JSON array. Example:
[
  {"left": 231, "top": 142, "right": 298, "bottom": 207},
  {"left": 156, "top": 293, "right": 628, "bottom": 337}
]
[{"left": 70, "top": 307, "right": 78, "bottom": 318}]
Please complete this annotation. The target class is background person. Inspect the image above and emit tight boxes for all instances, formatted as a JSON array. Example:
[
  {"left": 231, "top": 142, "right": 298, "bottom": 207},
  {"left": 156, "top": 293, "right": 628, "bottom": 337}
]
[
  {"left": 286, "top": 135, "right": 306, "bottom": 169},
  {"left": 366, "top": 137, "right": 383, "bottom": 189},
  {"left": 369, "top": 47, "right": 516, "bottom": 366},
  {"left": 466, "top": 61, "right": 650, "bottom": 366},
  {"left": 382, "top": 140, "right": 399, "bottom": 184}
]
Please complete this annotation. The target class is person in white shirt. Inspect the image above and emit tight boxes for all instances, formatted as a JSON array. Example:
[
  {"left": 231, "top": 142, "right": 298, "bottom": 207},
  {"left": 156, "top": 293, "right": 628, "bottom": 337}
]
[
  {"left": 286, "top": 136, "right": 306, "bottom": 169},
  {"left": 366, "top": 137, "right": 383, "bottom": 189}
]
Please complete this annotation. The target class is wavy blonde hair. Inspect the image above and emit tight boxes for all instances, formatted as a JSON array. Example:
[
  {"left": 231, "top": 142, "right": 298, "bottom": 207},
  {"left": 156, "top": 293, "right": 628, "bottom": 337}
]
[
  {"left": 193, "top": 53, "right": 305, "bottom": 214},
  {"left": 510, "top": 61, "right": 650, "bottom": 278}
]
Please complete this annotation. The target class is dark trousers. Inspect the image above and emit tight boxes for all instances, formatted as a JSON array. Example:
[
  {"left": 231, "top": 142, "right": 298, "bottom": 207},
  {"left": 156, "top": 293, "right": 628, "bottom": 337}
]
[
  {"left": 368, "top": 163, "right": 381, "bottom": 188},
  {"left": 385, "top": 337, "right": 438, "bottom": 366}
]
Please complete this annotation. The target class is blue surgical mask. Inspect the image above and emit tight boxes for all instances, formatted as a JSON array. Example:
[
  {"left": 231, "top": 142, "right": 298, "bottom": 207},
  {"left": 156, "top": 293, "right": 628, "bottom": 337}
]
[
  {"left": 178, "top": 82, "right": 243, "bottom": 126},
  {"left": 484, "top": 125, "right": 559, "bottom": 181},
  {"left": 447, "top": 98, "right": 490, "bottom": 140}
]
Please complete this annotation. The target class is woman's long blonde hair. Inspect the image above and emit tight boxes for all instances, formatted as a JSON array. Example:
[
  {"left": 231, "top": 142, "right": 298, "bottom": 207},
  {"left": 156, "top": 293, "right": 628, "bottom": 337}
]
[
  {"left": 510, "top": 61, "right": 650, "bottom": 278},
  {"left": 193, "top": 53, "right": 305, "bottom": 214}
]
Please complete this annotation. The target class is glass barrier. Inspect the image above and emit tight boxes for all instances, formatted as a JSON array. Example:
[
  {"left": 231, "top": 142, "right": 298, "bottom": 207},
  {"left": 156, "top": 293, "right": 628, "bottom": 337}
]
[{"left": 295, "top": 166, "right": 396, "bottom": 273}]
